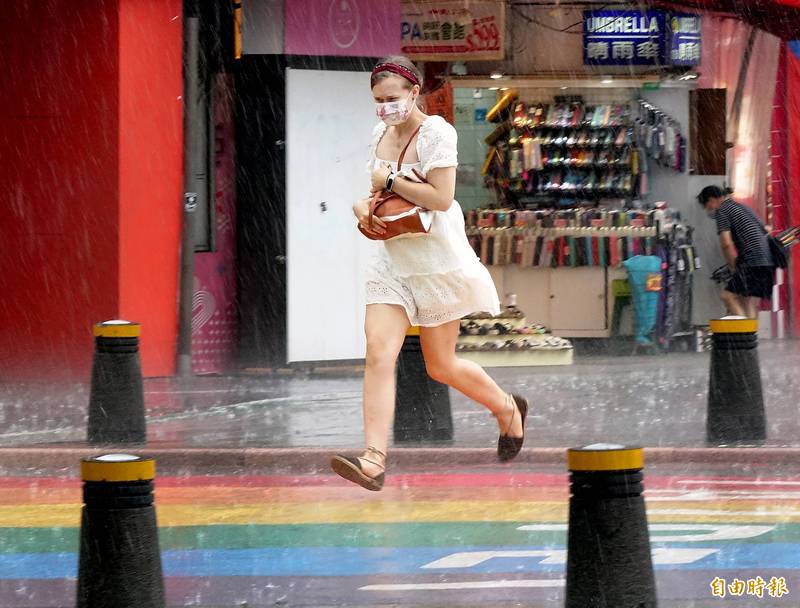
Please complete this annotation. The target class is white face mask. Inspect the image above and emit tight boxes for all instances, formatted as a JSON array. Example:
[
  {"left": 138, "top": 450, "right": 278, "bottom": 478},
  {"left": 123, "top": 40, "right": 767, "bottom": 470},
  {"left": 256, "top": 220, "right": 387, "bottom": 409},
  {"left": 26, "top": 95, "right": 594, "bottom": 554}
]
[{"left": 375, "top": 91, "right": 414, "bottom": 126}]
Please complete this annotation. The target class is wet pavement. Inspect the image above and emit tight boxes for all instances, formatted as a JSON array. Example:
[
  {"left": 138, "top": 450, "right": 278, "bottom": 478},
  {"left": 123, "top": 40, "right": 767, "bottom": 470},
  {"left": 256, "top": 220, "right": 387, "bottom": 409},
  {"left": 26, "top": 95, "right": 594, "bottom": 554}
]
[
  {"left": 2, "top": 343, "right": 799, "bottom": 606},
  {"left": 1, "top": 341, "right": 799, "bottom": 449},
  {"left": 1, "top": 461, "right": 799, "bottom": 607}
]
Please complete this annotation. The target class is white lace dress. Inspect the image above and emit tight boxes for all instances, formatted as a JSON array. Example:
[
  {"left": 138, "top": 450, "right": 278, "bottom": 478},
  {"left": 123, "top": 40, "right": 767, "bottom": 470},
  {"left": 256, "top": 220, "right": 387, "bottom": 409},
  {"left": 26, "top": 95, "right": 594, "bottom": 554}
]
[{"left": 365, "top": 115, "right": 500, "bottom": 327}]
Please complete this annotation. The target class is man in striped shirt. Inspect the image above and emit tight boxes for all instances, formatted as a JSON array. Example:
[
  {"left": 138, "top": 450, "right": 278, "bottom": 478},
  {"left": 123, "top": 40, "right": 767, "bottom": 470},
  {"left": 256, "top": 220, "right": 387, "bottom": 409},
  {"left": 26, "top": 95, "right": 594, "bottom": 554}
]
[{"left": 698, "top": 186, "right": 775, "bottom": 319}]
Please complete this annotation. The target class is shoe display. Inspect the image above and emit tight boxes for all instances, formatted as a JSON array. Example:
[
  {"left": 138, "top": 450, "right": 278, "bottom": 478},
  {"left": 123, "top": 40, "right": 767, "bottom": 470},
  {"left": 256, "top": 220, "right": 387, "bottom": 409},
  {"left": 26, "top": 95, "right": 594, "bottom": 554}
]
[
  {"left": 545, "top": 105, "right": 558, "bottom": 126},
  {"left": 513, "top": 102, "right": 527, "bottom": 128},
  {"left": 566, "top": 130, "right": 577, "bottom": 146},
  {"left": 484, "top": 99, "right": 638, "bottom": 205},
  {"left": 569, "top": 103, "right": 583, "bottom": 127},
  {"left": 546, "top": 171, "right": 563, "bottom": 191}
]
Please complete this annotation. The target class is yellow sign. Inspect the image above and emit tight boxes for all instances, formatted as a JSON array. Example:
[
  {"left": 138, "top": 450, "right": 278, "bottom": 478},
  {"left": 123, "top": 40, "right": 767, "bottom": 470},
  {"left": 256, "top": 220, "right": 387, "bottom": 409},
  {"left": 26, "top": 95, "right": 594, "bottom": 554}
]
[{"left": 710, "top": 576, "right": 789, "bottom": 599}]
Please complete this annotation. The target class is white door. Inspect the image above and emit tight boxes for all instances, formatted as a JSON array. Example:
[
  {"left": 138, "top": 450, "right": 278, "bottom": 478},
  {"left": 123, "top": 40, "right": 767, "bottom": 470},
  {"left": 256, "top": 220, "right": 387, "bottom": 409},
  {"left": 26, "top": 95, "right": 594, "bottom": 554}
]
[{"left": 286, "top": 68, "right": 378, "bottom": 362}]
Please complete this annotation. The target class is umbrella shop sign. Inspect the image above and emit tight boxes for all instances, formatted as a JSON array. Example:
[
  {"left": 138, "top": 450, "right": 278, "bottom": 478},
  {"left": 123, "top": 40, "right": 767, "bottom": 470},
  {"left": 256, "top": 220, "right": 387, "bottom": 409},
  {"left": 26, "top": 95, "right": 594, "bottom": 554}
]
[
  {"left": 401, "top": 0, "right": 505, "bottom": 61},
  {"left": 583, "top": 10, "right": 701, "bottom": 66}
]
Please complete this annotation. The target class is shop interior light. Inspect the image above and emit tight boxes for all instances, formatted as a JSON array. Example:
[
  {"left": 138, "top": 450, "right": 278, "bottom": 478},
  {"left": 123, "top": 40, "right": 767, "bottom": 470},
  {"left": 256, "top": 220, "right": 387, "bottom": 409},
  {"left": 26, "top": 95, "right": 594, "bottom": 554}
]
[
  {"left": 679, "top": 72, "right": 699, "bottom": 81},
  {"left": 500, "top": 87, "right": 509, "bottom": 91},
  {"left": 490, "top": 70, "right": 504, "bottom": 80},
  {"left": 451, "top": 61, "right": 468, "bottom": 76},
  {"left": 560, "top": 86, "right": 569, "bottom": 90},
  {"left": 488, "top": 86, "right": 500, "bottom": 91},
  {"left": 601, "top": 77, "right": 614, "bottom": 84}
]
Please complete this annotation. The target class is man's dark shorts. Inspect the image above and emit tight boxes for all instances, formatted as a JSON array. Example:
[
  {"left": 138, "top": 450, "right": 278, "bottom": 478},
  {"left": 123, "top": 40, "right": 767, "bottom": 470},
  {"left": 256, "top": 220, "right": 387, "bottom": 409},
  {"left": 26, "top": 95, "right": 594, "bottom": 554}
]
[{"left": 726, "top": 265, "right": 775, "bottom": 299}]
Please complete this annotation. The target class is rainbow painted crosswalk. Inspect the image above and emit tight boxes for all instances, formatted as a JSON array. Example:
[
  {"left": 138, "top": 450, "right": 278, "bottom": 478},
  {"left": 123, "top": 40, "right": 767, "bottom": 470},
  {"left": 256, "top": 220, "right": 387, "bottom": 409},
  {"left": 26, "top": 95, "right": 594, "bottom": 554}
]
[{"left": 1, "top": 468, "right": 799, "bottom": 605}]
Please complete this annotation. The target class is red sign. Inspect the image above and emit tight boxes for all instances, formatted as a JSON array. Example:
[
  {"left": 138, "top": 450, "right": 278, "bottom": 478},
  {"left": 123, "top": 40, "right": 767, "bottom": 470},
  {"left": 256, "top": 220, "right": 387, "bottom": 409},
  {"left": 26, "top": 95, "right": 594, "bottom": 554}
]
[
  {"left": 423, "top": 82, "right": 454, "bottom": 125},
  {"left": 401, "top": 1, "right": 505, "bottom": 60}
]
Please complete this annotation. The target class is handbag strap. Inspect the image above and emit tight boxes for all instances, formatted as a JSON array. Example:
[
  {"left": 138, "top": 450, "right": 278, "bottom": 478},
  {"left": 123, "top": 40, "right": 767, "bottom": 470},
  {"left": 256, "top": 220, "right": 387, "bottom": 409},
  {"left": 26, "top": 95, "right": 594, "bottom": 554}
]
[
  {"left": 368, "top": 123, "right": 424, "bottom": 229},
  {"left": 396, "top": 123, "right": 423, "bottom": 170}
]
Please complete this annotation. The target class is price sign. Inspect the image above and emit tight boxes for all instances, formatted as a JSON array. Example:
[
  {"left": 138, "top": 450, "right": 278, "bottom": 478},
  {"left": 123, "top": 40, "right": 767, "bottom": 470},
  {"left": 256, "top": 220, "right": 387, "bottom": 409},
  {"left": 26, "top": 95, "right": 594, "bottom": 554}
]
[{"left": 401, "top": 1, "right": 505, "bottom": 61}]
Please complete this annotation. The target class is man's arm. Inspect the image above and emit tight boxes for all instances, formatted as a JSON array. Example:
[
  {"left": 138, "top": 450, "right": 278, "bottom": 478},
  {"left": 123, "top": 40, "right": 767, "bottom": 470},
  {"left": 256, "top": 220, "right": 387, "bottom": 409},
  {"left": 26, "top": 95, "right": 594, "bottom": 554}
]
[{"left": 719, "top": 230, "right": 738, "bottom": 271}]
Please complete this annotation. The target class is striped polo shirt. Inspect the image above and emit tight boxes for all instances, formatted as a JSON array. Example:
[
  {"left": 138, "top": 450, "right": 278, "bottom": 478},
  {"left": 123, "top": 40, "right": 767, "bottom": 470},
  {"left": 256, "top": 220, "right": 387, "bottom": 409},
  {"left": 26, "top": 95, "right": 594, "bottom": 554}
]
[{"left": 715, "top": 198, "right": 773, "bottom": 267}]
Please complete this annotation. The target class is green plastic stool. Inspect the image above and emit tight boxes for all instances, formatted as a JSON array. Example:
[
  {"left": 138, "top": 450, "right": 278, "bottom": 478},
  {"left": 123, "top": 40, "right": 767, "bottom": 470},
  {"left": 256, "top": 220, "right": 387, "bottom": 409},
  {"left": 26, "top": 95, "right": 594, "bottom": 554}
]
[{"left": 611, "top": 279, "right": 632, "bottom": 337}]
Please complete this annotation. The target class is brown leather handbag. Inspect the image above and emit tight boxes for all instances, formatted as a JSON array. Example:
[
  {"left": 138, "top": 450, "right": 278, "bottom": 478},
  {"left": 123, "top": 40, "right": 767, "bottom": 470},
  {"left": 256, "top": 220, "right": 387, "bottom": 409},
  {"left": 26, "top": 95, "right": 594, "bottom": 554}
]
[{"left": 358, "top": 124, "right": 431, "bottom": 241}]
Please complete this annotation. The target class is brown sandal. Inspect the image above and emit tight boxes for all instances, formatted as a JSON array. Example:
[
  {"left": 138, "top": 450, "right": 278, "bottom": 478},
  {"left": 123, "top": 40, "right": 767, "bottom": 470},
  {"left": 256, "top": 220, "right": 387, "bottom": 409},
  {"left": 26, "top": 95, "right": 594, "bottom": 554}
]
[
  {"left": 330, "top": 446, "right": 386, "bottom": 491},
  {"left": 498, "top": 393, "right": 528, "bottom": 462}
]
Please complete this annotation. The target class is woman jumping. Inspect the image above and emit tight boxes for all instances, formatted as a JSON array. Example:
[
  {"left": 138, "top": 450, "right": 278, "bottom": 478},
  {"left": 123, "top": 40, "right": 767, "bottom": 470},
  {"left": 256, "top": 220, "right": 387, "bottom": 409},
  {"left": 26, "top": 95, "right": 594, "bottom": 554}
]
[{"left": 330, "top": 56, "right": 528, "bottom": 491}]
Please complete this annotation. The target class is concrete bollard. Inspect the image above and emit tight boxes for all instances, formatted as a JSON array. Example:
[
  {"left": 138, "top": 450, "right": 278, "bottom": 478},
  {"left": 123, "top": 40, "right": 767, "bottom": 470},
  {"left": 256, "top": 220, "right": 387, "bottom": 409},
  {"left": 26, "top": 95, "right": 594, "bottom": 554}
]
[
  {"left": 77, "top": 454, "right": 165, "bottom": 608},
  {"left": 565, "top": 444, "right": 657, "bottom": 608},
  {"left": 394, "top": 327, "right": 453, "bottom": 443},
  {"left": 707, "top": 318, "right": 766, "bottom": 444},
  {"left": 88, "top": 320, "right": 146, "bottom": 445}
]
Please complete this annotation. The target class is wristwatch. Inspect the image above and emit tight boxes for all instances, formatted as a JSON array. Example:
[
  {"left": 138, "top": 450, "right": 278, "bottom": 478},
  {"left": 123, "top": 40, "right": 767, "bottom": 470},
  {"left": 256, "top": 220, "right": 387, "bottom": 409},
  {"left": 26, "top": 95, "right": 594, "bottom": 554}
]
[{"left": 385, "top": 170, "right": 396, "bottom": 192}]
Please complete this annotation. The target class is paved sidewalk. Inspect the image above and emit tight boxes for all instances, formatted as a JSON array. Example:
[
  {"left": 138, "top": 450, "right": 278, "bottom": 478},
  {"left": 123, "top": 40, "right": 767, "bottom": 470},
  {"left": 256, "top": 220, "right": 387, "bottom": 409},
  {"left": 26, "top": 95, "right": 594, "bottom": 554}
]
[{"left": 1, "top": 341, "right": 798, "bottom": 451}]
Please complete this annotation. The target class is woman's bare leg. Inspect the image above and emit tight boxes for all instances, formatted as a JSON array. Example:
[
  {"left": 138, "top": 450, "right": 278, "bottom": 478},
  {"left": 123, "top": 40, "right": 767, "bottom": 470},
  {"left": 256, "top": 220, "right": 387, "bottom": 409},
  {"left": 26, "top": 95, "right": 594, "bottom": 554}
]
[
  {"left": 358, "top": 304, "right": 411, "bottom": 477},
  {"left": 419, "top": 320, "right": 523, "bottom": 438}
]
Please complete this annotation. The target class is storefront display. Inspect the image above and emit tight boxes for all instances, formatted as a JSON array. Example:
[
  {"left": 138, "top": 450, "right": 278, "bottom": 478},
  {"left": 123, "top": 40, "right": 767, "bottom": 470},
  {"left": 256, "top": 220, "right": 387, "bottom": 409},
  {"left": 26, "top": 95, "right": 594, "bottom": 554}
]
[
  {"left": 483, "top": 97, "right": 643, "bottom": 208},
  {"left": 457, "top": 203, "right": 699, "bottom": 346},
  {"left": 466, "top": 208, "right": 659, "bottom": 269},
  {"left": 481, "top": 94, "right": 687, "bottom": 209},
  {"left": 636, "top": 99, "right": 686, "bottom": 173},
  {"left": 456, "top": 300, "right": 574, "bottom": 367}
]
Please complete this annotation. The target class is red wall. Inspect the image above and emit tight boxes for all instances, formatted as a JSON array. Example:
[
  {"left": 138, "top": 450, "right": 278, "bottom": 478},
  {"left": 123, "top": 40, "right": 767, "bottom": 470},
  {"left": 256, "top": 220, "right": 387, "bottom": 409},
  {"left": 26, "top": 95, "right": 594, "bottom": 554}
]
[
  {"left": 0, "top": 0, "right": 182, "bottom": 380},
  {"left": 119, "top": 0, "right": 183, "bottom": 376},
  {"left": 788, "top": 47, "right": 800, "bottom": 337}
]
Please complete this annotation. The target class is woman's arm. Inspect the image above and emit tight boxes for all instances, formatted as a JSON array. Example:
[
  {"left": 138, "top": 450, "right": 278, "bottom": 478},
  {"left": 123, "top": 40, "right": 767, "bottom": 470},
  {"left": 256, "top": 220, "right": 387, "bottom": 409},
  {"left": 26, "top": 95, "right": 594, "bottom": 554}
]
[{"left": 371, "top": 165, "right": 455, "bottom": 212}]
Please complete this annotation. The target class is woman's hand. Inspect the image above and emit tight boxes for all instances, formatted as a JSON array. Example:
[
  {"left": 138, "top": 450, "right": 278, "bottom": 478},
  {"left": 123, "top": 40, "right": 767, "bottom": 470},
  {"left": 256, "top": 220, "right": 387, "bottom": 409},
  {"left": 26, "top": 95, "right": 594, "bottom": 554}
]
[
  {"left": 371, "top": 164, "right": 392, "bottom": 193},
  {"left": 353, "top": 196, "right": 386, "bottom": 237}
]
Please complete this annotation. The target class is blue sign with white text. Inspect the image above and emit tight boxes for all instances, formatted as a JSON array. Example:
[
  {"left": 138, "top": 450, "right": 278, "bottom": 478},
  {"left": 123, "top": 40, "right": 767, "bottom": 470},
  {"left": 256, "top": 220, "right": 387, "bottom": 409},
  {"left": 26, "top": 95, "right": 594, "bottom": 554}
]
[
  {"left": 583, "top": 10, "right": 700, "bottom": 67},
  {"left": 668, "top": 13, "right": 702, "bottom": 66}
]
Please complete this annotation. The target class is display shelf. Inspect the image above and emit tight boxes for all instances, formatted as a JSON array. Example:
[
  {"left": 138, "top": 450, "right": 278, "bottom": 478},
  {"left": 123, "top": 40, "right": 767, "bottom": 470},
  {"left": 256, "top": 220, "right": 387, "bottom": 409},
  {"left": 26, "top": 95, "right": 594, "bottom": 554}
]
[
  {"left": 458, "top": 348, "right": 573, "bottom": 367},
  {"left": 484, "top": 98, "right": 643, "bottom": 209},
  {"left": 458, "top": 334, "right": 552, "bottom": 345},
  {"left": 530, "top": 124, "right": 634, "bottom": 132},
  {"left": 458, "top": 313, "right": 573, "bottom": 367}
]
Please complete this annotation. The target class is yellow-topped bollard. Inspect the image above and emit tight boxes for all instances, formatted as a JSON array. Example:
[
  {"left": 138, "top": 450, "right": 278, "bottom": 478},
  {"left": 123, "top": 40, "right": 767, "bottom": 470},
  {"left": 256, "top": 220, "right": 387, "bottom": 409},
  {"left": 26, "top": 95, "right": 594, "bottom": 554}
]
[
  {"left": 707, "top": 317, "right": 766, "bottom": 444},
  {"left": 393, "top": 326, "right": 453, "bottom": 442},
  {"left": 565, "top": 444, "right": 656, "bottom": 608},
  {"left": 77, "top": 454, "right": 165, "bottom": 608},
  {"left": 88, "top": 320, "right": 146, "bottom": 445}
]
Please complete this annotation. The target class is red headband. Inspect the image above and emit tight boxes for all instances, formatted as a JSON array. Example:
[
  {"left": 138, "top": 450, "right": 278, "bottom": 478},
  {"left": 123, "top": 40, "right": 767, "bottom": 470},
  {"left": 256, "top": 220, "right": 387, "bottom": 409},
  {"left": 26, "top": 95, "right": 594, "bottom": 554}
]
[{"left": 371, "top": 62, "right": 420, "bottom": 87}]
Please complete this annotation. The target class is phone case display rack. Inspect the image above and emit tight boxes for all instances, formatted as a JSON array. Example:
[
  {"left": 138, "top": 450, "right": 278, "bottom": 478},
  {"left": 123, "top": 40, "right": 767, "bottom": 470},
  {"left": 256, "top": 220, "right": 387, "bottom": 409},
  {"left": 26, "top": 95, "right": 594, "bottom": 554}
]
[
  {"left": 482, "top": 96, "right": 646, "bottom": 208},
  {"left": 456, "top": 308, "right": 574, "bottom": 367},
  {"left": 466, "top": 208, "right": 658, "bottom": 268}
]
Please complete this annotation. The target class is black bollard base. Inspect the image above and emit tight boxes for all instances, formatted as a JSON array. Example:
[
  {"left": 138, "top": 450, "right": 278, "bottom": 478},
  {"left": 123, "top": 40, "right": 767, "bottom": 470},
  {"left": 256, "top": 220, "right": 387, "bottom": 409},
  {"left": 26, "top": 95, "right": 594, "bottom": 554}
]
[
  {"left": 394, "top": 333, "right": 453, "bottom": 443},
  {"left": 565, "top": 445, "right": 657, "bottom": 608},
  {"left": 87, "top": 322, "right": 146, "bottom": 445},
  {"left": 77, "top": 455, "right": 165, "bottom": 608},
  {"left": 707, "top": 319, "right": 766, "bottom": 444}
]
